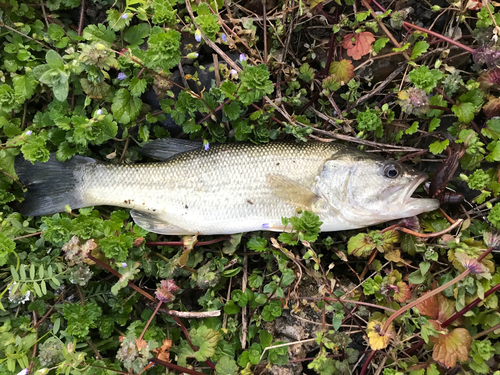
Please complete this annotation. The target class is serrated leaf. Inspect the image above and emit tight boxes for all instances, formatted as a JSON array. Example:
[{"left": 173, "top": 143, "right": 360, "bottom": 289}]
[
  {"left": 111, "top": 89, "right": 143, "bottom": 124},
  {"left": 82, "top": 24, "right": 116, "bottom": 45},
  {"left": 431, "top": 328, "right": 471, "bottom": 368},
  {"left": 373, "top": 37, "right": 389, "bottom": 53},
  {"left": 411, "top": 40, "right": 429, "bottom": 60},
  {"left": 452, "top": 102, "right": 476, "bottom": 123},
  {"left": 129, "top": 77, "right": 148, "bottom": 97},
  {"left": 124, "top": 23, "right": 151, "bottom": 46},
  {"left": 429, "top": 117, "right": 441, "bottom": 132},
  {"left": 328, "top": 59, "right": 355, "bottom": 85},
  {"left": 429, "top": 139, "right": 449, "bottom": 155},
  {"left": 191, "top": 326, "right": 220, "bottom": 362},
  {"left": 342, "top": 32, "right": 376, "bottom": 60}
]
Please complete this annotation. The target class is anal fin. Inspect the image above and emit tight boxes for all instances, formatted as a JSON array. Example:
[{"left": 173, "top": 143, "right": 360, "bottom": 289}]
[
  {"left": 266, "top": 174, "right": 317, "bottom": 210},
  {"left": 130, "top": 210, "right": 193, "bottom": 235}
]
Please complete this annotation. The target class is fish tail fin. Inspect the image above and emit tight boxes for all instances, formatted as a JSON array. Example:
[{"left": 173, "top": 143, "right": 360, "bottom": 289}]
[{"left": 15, "top": 154, "right": 97, "bottom": 216}]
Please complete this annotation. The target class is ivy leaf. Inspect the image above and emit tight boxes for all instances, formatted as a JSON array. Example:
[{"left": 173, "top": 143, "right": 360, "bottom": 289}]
[
  {"left": 431, "top": 328, "right": 471, "bottom": 368},
  {"left": 393, "top": 281, "right": 411, "bottom": 303},
  {"left": 111, "top": 89, "right": 143, "bottom": 125},
  {"left": 190, "top": 326, "right": 220, "bottom": 362},
  {"left": 408, "top": 66, "right": 443, "bottom": 94},
  {"left": 223, "top": 101, "right": 242, "bottom": 121}
]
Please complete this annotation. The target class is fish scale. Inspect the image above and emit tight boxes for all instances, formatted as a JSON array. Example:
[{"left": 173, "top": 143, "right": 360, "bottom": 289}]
[{"left": 15, "top": 140, "right": 440, "bottom": 235}]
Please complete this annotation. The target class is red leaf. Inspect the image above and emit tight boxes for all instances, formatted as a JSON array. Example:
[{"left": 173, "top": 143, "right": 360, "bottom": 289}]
[
  {"left": 431, "top": 328, "right": 471, "bottom": 368},
  {"left": 342, "top": 32, "right": 376, "bottom": 60}
]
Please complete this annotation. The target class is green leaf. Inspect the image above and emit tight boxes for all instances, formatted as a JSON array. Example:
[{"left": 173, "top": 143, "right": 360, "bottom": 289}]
[
  {"left": 348, "top": 232, "right": 375, "bottom": 257},
  {"left": 405, "top": 121, "right": 419, "bottom": 135},
  {"left": 106, "top": 9, "right": 131, "bottom": 31},
  {"left": 237, "top": 64, "right": 274, "bottom": 105},
  {"left": 62, "top": 302, "right": 102, "bottom": 340},
  {"left": 408, "top": 270, "right": 426, "bottom": 284},
  {"left": 248, "top": 342, "right": 262, "bottom": 364},
  {"left": 408, "top": 66, "right": 443, "bottom": 94},
  {"left": 224, "top": 300, "right": 240, "bottom": 314},
  {"left": 0, "top": 234, "right": 16, "bottom": 266},
  {"left": 373, "top": 37, "right": 389, "bottom": 53},
  {"left": 129, "top": 77, "right": 148, "bottom": 97},
  {"left": 83, "top": 24, "right": 116, "bottom": 45},
  {"left": 419, "top": 261, "right": 430, "bottom": 275},
  {"left": 13, "top": 72, "right": 38, "bottom": 101},
  {"left": 248, "top": 273, "right": 263, "bottom": 288},
  {"left": 259, "top": 330, "right": 273, "bottom": 348},
  {"left": 215, "top": 356, "right": 238, "bottom": 375},
  {"left": 123, "top": 23, "right": 151, "bottom": 46},
  {"left": 411, "top": 41, "right": 429, "bottom": 60},
  {"left": 45, "top": 50, "right": 65, "bottom": 71},
  {"left": 223, "top": 101, "right": 241, "bottom": 121},
  {"left": 452, "top": 102, "right": 476, "bottom": 123},
  {"left": 429, "top": 139, "right": 449, "bottom": 155},
  {"left": 111, "top": 89, "right": 143, "bottom": 124},
  {"left": 220, "top": 81, "right": 237, "bottom": 99},
  {"left": 190, "top": 326, "right": 220, "bottom": 362},
  {"left": 428, "top": 117, "right": 440, "bottom": 132},
  {"left": 145, "top": 27, "right": 182, "bottom": 71},
  {"left": 48, "top": 23, "right": 65, "bottom": 40},
  {"left": 247, "top": 236, "right": 267, "bottom": 252}
]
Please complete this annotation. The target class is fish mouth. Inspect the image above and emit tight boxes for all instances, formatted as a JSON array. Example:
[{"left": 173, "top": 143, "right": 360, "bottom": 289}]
[{"left": 402, "top": 173, "right": 440, "bottom": 215}]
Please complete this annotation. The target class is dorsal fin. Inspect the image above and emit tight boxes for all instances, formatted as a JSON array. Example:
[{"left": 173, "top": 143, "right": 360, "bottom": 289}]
[{"left": 140, "top": 138, "right": 203, "bottom": 161}]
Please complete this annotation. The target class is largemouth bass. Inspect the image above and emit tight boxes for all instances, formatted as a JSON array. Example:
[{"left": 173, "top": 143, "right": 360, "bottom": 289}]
[{"left": 15, "top": 139, "right": 439, "bottom": 235}]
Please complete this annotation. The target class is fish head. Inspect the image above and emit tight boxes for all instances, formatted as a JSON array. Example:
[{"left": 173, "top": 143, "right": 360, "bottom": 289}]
[{"left": 316, "top": 152, "right": 440, "bottom": 227}]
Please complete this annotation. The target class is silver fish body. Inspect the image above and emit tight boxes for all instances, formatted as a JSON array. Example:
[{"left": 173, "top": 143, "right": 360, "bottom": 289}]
[{"left": 16, "top": 140, "right": 439, "bottom": 235}]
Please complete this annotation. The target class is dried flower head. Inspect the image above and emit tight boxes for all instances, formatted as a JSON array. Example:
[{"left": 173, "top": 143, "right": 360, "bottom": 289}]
[
  {"left": 398, "top": 87, "right": 430, "bottom": 115},
  {"left": 61, "top": 236, "right": 96, "bottom": 266}
]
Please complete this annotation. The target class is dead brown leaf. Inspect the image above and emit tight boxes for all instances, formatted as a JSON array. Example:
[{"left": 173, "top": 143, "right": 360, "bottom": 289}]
[{"left": 154, "top": 338, "right": 173, "bottom": 362}]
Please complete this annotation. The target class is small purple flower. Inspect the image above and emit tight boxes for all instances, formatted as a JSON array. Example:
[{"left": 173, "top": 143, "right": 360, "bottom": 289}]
[
  {"left": 121, "top": 262, "right": 127, "bottom": 268},
  {"left": 195, "top": 29, "right": 202, "bottom": 43},
  {"left": 25, "top": 130, "right": 32, "bottom": 136},
  {"left": 262, "top": 223, "right": 270, "bottom": 229},
  {"left": 221, "top": 34, "right": 227, "bottom": 42},
  {"left": 17, "top": 370, "right": 28, "bottom": 375},
  {"left": 117, "top": 72, "right": 127, "bottom": 81},
  {"left": 121, "top": 13, "right": 128, "bottom": 19},
  {"left": 96, "top": 109, "right": 103, "bottom": 115},
  {"left": 230, "top": 69, "right": 238, "bottom": 75},
  {"left": 204, "top": 141, "right": 209, "bottom": 151},
  {"left": 239, "top": 53, "right": 246, "bottom": 62}
]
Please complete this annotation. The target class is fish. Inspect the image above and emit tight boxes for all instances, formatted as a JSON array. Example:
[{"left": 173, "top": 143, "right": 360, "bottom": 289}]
[{"left": 15, "top": 139, "right": 440, "bottom": 235}]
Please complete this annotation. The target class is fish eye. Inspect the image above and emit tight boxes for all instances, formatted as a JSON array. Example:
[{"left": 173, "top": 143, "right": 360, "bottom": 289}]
[{"left": 383, "top": 164, "right": 400, "bottom": 179}]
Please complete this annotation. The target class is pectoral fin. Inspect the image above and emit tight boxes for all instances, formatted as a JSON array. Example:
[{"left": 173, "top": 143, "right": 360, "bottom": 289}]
[
  {"left": 130, "top": 210, "right": 193, "bottom": 235},
  {"left": 266, "top": 174, "right": 318, "bottom": 210}
]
